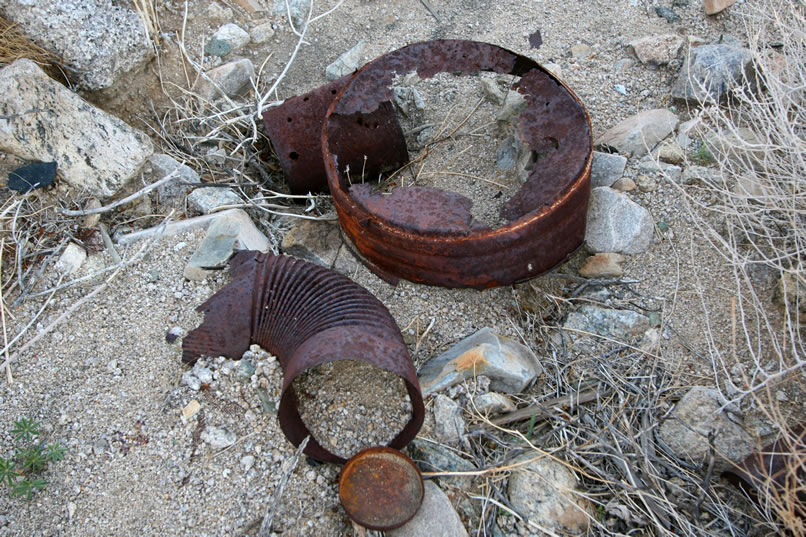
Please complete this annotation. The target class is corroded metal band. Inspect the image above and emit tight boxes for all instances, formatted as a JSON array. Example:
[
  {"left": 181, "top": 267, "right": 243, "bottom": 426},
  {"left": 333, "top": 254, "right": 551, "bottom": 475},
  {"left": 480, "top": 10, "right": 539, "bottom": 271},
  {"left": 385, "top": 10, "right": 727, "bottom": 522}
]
[
  {"left": 182, "top": 251, "right": 425, "bottom": 463},
  {"left": 322, "top": 40, "right": 593, "bottom": 289}
]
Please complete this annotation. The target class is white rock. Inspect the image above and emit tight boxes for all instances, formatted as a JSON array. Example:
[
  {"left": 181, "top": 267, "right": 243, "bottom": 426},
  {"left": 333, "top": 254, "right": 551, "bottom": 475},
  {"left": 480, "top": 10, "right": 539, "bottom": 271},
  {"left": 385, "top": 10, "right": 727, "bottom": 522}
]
[
  {"left": 147, "top": 153, "right": 200, "bottom": 202},
  {"left": 0, "top": 60, "right": 153, "bottom": 198},
  {"left": 250, "top": 22, "right": 275, "bottom": 44},
  {"left": 1, "top": 0, "right": 153, "bottom": 90},
  {"left": 213, "top": 24, "right": 251, "bottom": 52},
  {"left": 585, "top": 187, "right": 653, "bottom": 253},
  {"left": 201, "top": 426, "right": 237, "bottom": 449},
  {"left": 54, "top": 243, "right": 87, "bottom": 276},
  {"left": 387, "top": 481, "right": 468, "bottom": 537},
  {"left": 433, "top": 395, "right": 465, "bottom": 444},
  {"left": 629, "top": 34, "right": 685, "bottom": 64},
  {"left": 595, "top": 109, "right": 679, "bottom": 158},
  {"left": 326, "top": 41, "right": 365, "bottom": 81},
  {"left": 187, "top": 187, "right": 242, "bottom": 214},
  {"left": 194, "top": 59, "right": 256, "bottom": 101},
  {"left": 591, "top": 151, "right": 627, "bottom": 188}
]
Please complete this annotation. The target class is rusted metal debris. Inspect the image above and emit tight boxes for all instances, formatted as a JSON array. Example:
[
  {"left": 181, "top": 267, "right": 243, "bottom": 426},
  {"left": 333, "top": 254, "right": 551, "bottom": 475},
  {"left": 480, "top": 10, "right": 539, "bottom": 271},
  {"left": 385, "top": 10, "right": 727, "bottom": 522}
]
[
  {"left": 322, "top": 40, "right": 593, "bottom": 289},
  {"left": 262, "top": 76, "right": 408, "bottom": 194},
  {"left": 339, "top": 446, "right": 424, "bottom": 530},
  {"left": 723, "top": 423, "right": 805, "bottom": 519},
  {"left": 181, "top": 251, "right": 425, "bottom": 464}
]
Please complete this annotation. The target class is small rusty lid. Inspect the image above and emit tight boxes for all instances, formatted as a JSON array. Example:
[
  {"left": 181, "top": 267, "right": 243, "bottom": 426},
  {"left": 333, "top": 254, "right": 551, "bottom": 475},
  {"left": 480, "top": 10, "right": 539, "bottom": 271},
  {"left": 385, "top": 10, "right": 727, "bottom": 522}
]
[{"left": 338, "top": 446, "right": 424, "bottom": 530}]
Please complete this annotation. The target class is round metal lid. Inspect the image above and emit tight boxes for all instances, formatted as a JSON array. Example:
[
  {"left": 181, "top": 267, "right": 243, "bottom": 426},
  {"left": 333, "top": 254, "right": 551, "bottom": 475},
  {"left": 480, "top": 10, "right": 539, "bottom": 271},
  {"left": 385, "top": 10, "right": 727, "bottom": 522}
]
[{"left": 338, "top": 446, "right": 424, "bottom": 530}]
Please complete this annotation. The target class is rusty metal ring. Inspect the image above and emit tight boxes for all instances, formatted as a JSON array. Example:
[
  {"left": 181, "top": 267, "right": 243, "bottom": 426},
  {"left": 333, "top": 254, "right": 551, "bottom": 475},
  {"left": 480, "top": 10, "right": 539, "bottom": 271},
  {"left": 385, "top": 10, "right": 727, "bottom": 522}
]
[
  {"left": 322, "top": 40, "right": 593, "bottom": 289},
  {"left": 182, "top": 251, "right": 425, "bottom": 463}
]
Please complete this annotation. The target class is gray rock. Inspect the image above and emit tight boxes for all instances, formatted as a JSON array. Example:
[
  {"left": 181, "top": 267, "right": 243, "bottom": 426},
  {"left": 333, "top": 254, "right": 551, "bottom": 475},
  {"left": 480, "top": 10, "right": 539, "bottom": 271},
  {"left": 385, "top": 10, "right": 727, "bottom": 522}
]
[
  {"left": 635, "top": 174, "right": 659, "bottom": 192},
  {"left": 240, "top": 455, "right": 256, "bottom": 472},
  {"left": 326, "top": 41, "right": 364, "bottom": 81},
  {"left": 495, "top": 136, "right": 521, "bottom": 170},
  {"left": 187, "top": 187, "right": 242, "bottom": 214},
  {"left": 591, "top": 151, "right": 628, "bottom": 187},
  {"left": 192, "top": 365, "right": 214, "bottom": 384},
  {"left": 585, "top": 187, "right": 653, "bottom": 254},
  {"left": 657, "top": 387, "right": 754, "bottom": 468},
  {"left": 481, "top": 77, "right": 505, "bottom": 105},
  {"left": 611, "top": 177, "right": 636, "bottom": 192},
  {"left": 702, "top": 127, "right": 766, "bottom": 169},
  {"left": 281, "top": 220, "right": 343, "bottom": 268},
  {"left": 578, "top": 253, "right": 625, "bottom": 279},
  {"left": 496, "top": 91, "right": 527, "bottom": 124},
  {"left": 250, "top": 22, "right": 275, "bottom": 44},
  {"left": 629, "top": 34, "right": 685, "bottom": 64},
  {"left": 418, "top": 328, "right": 542, "bottom": 395},
  {"left": 204, "top": 39, "right": 232, "bottom": 57},
  {"left": 637, "top": 157, "right": 682, "bottom": 183},
  {"left": 681, "top": 165, "right": 718, "bottom": 185},
  {"left": 655, "top": 6, "right": 681, "bottom": 22},
  {"left": 201, "top": 426, "right": 237, "bottom": 449},
  {"left": 507, "top": 454, "right": 591, "bottom": 535},
  {"left": 273, "top": 0, "right": 312, "bottom": 28},
  {"left": 147, "top": 154, "right": 200, "bottom": 203},
  {"left": 596, "top": 109, "right": 679, "bottom": 157},
  {"left": 1, "top": 0, "right": 153, "bottom": 90},
  {"left": 409, "top": 438, "right": 475, "bottom": 487},
  {"left": 234, "top": 359, "right": 256, "bottom": 383},
  {"left": 676, "top": 118, "right": 703, "bottom": 149},
  {"left": 433, "top": 394, "right": 465, "bottom": 444},
  {"left": 392, "top": 86, "right": 425, "bottom": 116},
  {"left": 0, "top": 59, "right": 153, "bottom": 198},
  {"left": 671, "top": 45, "right": 754, "bottom": 104},
  {"left": 563, "top": 305, "right": 651, "bottom": 342},
  {"left": 472, "top": 392, "right": 516, "bottom": 415},
  {"left": 184, "top": 210, "right": 271, "bottom": 280},
  {"left": 194, "top": 59, "right": 256, "bottom": 101},
  {"left": 213, "top": 24, "right": 251, "bottom": 52},
  {"left": 387, "top": 481, "right": 468, "bottom": 537}
]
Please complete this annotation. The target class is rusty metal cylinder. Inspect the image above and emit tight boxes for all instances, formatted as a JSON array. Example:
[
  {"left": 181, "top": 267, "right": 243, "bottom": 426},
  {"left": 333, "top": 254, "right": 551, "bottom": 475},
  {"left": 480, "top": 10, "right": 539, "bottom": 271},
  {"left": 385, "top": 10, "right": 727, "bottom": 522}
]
[{"left": 182, "top": 251, "right": 425, "bottom": 463}]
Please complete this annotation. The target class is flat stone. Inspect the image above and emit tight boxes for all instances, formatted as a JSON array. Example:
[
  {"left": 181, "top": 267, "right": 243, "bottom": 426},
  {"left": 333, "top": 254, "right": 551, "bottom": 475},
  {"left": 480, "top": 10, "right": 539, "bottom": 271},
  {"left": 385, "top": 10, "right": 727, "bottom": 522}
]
[
  {"left": 187, "top": 187, "right": 242, "bottom": 214},
  {"left": 570, "top": 43, "right": 591, "bottom": 59},
  {"left": 507, "top": 454, "right": 592, "bottom": 535},
  {"left": 629, "top": 34, "right": 685, "bottom": 64},
  {"left": 496, "top": 91, "right": 527, "bottom": 124},
  {"left": 387, "top": 481, "right": 468, "bottom": 537},
  {"left": 655, "top": 6, "right": 681, "bottom": 22},
  {"left": 201, "top": 426, "right": 237, "bottom": 449},
  {"left": 147, "top": 154, "right": 200, "bottom": 203},
  {"left": 7, "top": 161, "right": 57, "bottom": 193},
  {"left": 0, "top": 59, "right": 153, "bottom": 198},
  {"left": 281, "top": 220, "right": 342, "bottom": 268},
  {"left": 672, "top": 45, "right": 753, "bottom": 104},
  {"left": 418, "top": 328, "right": 543, "bottom": 395},
  {"left": 54, "top": 243, "right": 87, "bottom": 276},
  {"left": 182, "top": 400, "right": 201, "bottom": 422},
  {"left": 1, "top": 0, "right": 153, "bottom": 90},
  {"left": 591, "top": 151, "right": 627, "bottom": 188},
  {"left": 204, "top": 39, "right": 232, "bottom": 57},
  {"left": 578, "top": 253, "right": 625, "bottom": 278},
  {"left": 637, "top": 157, "right": 682, "bottom": 183},
  {"left": 681, "top": 165, "right": 718, "bottom": 185},
  {"left": 433, "top": 394, "right": 465, "bottom": 444},
  {"left": 585, "top": 187, "right": 653, "bottom": 254},
  {"left": 326, "top": 41, "right": 365, "bottom": 81},
  {"left": 409, "top": 438, "right": 475, "bottom": 487},
  {"left": 704, "top": 0, "right": 738, "bottom": 15},
  {"left": 563, "top": 305, "right": 650, "bottom": 343},
  {"left": 657, "top": 387, "right": 754, "bottom": 469},
  {"left": 184, "top": 210, "right": 271, "bottom": 280},
  {"left": 194, "top": 58, "right": 256, "bottom": 101},
  {"left": 595, "top": 109, "right": 679, "bottom": 157},
  {"left": 702, "top": 127, "right": 765, "bottom": 169},
  {"left": 213, "top": 23, "right": 251, "bottom": 52}
]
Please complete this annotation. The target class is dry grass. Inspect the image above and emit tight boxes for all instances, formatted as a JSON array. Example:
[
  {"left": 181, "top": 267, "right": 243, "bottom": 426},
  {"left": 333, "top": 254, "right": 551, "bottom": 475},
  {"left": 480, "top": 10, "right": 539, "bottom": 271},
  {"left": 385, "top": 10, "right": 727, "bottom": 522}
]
[{"left": 0, "top": 15, "right": 65, "bottom": 80}]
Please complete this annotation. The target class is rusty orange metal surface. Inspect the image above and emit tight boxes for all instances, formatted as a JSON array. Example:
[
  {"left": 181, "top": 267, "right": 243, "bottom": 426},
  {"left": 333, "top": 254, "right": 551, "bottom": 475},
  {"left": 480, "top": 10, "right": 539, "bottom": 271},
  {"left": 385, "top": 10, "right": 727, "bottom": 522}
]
[
  {"left": 339, "top": 446, "right": 424, "bottom": 530},
  {"left": 181, "top": 251, "right": 425, "bottom": 464},
  {"left": 262, "top": 76, "right": 408, "bottom": 194},
  {"left": 322, "top": 40, "right": 593, "bottom": 289}
]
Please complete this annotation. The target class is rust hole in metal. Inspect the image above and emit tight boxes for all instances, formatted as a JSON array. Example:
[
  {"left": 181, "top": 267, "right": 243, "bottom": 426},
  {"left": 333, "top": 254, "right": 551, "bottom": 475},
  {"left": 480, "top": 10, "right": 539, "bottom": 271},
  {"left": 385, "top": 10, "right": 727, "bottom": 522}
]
[
  {"left": 181, "top": 251, "right": 425, "bottom": 464},
  {"left": 321, "top": 40, "right": 593, "bottom": 289}
]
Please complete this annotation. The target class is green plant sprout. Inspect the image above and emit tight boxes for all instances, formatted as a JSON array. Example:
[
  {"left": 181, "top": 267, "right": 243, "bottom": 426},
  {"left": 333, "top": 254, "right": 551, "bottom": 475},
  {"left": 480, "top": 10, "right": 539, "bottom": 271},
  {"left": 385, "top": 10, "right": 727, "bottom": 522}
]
[{"left": 1, "top": 418, "right": 65, "bottom": 499}]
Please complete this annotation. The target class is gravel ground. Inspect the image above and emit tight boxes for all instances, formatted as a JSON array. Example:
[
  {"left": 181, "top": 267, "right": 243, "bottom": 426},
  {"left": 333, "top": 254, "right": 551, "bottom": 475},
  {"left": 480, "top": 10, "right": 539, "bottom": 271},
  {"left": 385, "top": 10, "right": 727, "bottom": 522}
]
[{"left": 2, "top": 1, "right": 801, "bottom": 536}]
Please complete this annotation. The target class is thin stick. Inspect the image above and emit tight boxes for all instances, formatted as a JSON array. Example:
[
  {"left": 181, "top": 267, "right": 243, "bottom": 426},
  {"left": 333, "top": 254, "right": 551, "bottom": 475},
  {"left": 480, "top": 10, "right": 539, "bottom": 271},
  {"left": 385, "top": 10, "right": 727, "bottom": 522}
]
[
  {"left": 258, "top": 436, "right": 310, "bottom": 537},
  {"left": 58, "top": 169, "right": 180, "bottom": 217},
  {"left": 0, "top": 239, "right": 11, "bottom": 383},
  {"left": 419, "top": 0, "right": 443, "bottom": 24}
]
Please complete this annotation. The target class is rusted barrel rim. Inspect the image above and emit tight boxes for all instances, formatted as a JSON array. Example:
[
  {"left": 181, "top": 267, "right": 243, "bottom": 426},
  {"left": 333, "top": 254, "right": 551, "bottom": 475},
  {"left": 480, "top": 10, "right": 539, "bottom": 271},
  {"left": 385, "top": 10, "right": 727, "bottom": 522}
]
[{"left": 322, "top": 40, "right": 593, "bottom": 289}]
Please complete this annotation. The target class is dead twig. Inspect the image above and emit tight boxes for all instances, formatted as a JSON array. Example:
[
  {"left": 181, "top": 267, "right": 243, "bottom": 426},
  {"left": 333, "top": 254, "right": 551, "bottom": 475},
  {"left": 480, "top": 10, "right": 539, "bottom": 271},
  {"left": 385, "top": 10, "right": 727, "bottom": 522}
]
[{"left": 258, "top": 436, "right": 310, "bottom": 537}]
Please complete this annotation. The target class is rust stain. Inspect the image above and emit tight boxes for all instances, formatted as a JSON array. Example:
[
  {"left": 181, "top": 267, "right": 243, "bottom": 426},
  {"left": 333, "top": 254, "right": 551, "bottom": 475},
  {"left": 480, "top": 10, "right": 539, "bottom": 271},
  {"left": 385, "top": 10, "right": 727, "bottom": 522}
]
[{"left": 455, "top": 348, "right": 489, "bottom": 372}]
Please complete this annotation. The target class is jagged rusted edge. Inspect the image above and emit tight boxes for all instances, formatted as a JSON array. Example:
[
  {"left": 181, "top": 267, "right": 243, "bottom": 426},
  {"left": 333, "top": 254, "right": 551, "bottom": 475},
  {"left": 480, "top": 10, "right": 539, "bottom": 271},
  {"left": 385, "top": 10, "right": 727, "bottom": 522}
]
[
  {"left": 182, "top": 251, "right": 425, "bottom": 464},
  {"left": 262, "top": 77, "right": 409, "bottom": 195},
  {"left": 322, "top": 40, "right": 593, "bottom": 289}
]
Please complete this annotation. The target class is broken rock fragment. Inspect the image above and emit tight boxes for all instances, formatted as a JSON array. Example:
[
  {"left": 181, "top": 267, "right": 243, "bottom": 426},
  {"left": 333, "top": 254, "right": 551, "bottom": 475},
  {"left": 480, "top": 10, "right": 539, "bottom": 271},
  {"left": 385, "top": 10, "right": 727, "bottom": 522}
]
[
  {"left": 418, "top": 327, "right": 542, "bottom": 395},
  {"left": 595, "top": 109, "right": 679, "bottom": 157},
  {"left": 0, "top": 59, "right": 153, "bottom": 198}
]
